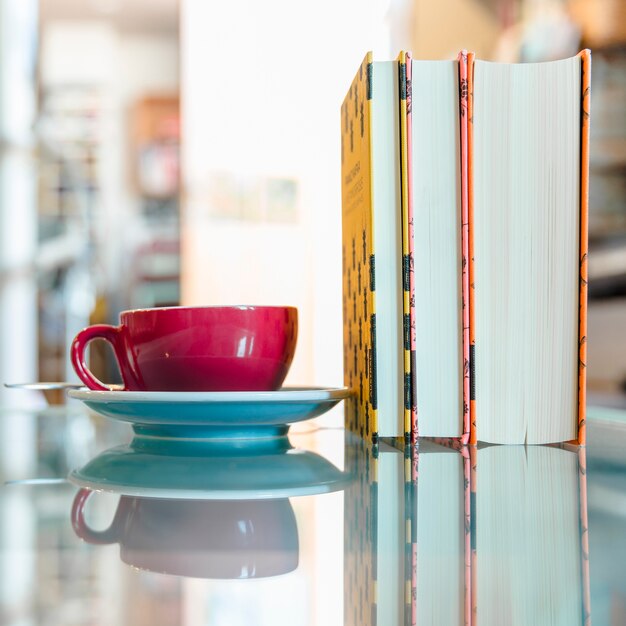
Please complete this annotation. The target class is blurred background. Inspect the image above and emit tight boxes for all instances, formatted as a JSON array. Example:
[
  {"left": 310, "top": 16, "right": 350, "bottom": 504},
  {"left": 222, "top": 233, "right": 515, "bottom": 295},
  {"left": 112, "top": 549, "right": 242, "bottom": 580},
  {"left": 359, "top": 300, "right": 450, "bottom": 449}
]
[{"left": 0, "top": 0, "right": 625, "bottom": 406}]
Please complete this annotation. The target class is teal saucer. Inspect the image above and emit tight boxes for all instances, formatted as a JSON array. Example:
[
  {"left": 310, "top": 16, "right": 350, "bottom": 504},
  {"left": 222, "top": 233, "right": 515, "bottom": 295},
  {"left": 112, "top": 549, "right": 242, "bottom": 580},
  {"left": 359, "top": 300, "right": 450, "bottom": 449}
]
[
  {"left": 69, "top": 436, "right": 351, "bottom": 500},
  {"left": 68, "top": 386, "right": 350, "bottom": 439}
]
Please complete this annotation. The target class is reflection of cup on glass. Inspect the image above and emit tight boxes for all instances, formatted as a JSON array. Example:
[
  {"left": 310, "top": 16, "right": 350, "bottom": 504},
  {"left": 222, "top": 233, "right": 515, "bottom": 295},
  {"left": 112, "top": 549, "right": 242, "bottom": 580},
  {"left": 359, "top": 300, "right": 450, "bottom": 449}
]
[
  {"left": 71, "top": 489, "right": 299, "bottom": 579},
  {"left": 70, "top": 305, "right": 298, "bottom": 391}
]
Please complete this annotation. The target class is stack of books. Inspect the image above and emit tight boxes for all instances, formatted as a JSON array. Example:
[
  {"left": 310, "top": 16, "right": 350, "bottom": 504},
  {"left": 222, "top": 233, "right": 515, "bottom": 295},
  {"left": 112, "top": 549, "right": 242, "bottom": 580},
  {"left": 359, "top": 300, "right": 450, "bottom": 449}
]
[{"left": 341, "top": 50, "right": 591, "bottom": 445}]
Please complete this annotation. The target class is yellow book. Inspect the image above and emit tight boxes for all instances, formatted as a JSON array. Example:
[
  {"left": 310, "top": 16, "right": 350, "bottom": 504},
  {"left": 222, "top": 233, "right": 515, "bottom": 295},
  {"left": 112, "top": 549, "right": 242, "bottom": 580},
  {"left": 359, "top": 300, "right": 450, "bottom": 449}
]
[{"left": 341, "top": 52, "right": 404, "bottom": 442}]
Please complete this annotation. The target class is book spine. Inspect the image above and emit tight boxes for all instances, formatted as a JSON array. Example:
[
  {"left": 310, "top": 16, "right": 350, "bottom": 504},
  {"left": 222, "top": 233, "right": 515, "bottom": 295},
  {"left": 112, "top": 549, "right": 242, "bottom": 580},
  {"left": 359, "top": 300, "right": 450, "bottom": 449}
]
[
  {"left": 410, "top": 445, "right": 418, "bottom": 626},
  {"left": 577, "top": 49, "right": 591, "bottom": 447},
  {"left": 370, "top": 250, "right": 378, "bottom": 420},
  {"left": 405, "top": 53, "right": 418, "bottom": 441},
  {"left": 370, "top": 311, "right": 378, "bottom": 411},
  {"left": 367, "top": 59, "right": 379, "bottom": 443},
  {"left": 341, "top": 52, "right": 378, "bottom": 443},
  {"left": 458, "top": 50, "right": 471, "bottom": 446},
  {"left": 398, "top": 51, "right": 413, "bottom": 442},
  {"left": 466, "top": 52, "right": 477, "bottom": 445}
]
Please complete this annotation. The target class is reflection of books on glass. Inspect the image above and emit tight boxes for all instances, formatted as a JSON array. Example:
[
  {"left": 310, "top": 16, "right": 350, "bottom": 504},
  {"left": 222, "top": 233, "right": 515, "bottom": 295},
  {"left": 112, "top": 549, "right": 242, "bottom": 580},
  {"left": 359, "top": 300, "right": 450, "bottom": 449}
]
[
  {"left": 345, "top": 441, "right": 590, "bottom": 625},
  {"left": 411, "top": 441, "right": 471, "bottom": 626},
  {"left": 344, "top": 439, "right": 407, "bottom": 626},
  {"left": 470, "top": 445, "right": 590, "bottom": 626},
  {"left": 344, "top": 438, "right": 470, "bottom": 626},
  {"left": 374, "top": 442, "right": 407, "bottom": 624}
]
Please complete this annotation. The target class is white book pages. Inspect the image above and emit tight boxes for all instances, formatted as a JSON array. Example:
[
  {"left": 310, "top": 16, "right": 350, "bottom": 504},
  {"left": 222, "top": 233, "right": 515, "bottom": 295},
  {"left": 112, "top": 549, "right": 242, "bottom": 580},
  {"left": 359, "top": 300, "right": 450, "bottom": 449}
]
[
  {"left": 371, "top": 62, "right": 404, "bottom": 437},
  {"left": 411, "top": 60, "right": 463, "bottom": 437},
  {"left": 473, "top": 57, "right": 581, "bottom": 444}
]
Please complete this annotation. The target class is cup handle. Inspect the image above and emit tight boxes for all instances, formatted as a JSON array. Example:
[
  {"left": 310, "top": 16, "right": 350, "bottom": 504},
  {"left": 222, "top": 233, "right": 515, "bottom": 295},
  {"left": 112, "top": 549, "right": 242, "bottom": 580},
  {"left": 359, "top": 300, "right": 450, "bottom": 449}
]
[
  {"left": 70, "top": 324, "right": 127, "bottom": 391},
  {"left": 71, "top": 488, "right": 120, "bottom": 545}
]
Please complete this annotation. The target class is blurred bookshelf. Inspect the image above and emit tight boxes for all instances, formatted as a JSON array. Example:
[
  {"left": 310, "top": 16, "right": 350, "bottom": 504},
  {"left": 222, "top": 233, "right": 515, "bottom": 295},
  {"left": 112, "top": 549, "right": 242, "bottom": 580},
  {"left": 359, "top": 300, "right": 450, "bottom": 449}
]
[
  {"left": 34, "top": 88, "right": 181, "bottom": 391},
  {"left": 128, "top": 95, "right": 181, "bottom": 309},
  {"left": 564, "top": 0, "right": 626, "bottom": 297},
  {"left": 36, "top": 85, "right": 102, "bottom": 391},
  {"left": 587, "top": 47, "right": 626, "bottom": 298},
  {"left": 565, "top": 0, "right": 626, "bottom": 395}
]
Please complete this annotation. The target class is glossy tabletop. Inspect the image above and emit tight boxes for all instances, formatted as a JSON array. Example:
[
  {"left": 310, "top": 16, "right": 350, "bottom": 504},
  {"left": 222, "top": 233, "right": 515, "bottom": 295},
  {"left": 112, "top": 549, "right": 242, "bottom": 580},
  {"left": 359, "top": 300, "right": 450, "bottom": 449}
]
[{"left": 0, "top": 398, "right": 625, "bottom": 626}]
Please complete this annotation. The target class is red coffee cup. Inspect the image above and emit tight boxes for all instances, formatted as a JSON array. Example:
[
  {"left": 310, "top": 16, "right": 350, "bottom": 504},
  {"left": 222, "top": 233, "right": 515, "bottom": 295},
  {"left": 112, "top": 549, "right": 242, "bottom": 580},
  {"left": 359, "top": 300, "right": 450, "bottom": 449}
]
[{"left": 70, "top": 305, "right": 298, "bottom": 392}]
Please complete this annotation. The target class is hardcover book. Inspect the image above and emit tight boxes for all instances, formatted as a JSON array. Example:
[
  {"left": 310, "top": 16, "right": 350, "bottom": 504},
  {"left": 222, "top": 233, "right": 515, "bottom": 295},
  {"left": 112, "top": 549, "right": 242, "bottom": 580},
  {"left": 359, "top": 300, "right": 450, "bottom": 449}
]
[
  {"left": 404, "top": 53, "right": 471, "bottom": 441},
  {"left": 467, "top": 51, "right": 590, "bottom": 445},
  {"left": 341, "top": 52, "right": 405, "bottom": 442}
]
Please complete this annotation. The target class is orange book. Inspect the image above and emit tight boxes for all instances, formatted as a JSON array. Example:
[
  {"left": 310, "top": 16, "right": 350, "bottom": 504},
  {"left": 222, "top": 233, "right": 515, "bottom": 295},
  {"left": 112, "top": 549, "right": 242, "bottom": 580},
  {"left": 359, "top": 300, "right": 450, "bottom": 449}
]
[
  {"left": 577, "top": 49, "right": 591, "bottom": 447},
  {"left": 467, "top": 51, "right": 590, "bottom": 445}
]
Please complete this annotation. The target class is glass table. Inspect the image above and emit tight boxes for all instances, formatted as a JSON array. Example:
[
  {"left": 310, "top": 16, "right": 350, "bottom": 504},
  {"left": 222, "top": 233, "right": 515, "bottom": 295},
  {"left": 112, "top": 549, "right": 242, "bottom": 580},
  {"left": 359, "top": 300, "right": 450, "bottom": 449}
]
[{"left": 0, "top": 398, "right": 624, "bottom": 625}]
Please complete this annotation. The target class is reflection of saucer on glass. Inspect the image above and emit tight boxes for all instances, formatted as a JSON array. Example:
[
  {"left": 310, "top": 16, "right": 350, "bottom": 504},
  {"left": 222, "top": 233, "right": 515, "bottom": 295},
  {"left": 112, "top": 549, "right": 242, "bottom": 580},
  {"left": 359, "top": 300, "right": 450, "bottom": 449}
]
[
  {"left": 68, "top": 436, "right": 351, "bottom": 500},
  {"left": 68, "top": 386, "right": 350, "bottom": 438}
]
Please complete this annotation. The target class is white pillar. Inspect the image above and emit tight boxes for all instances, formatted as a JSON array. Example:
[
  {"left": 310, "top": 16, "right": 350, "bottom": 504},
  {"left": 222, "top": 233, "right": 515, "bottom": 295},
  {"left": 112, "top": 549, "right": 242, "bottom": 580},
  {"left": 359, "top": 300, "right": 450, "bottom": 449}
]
[{"left": 0, "top": 0, "right": 39, "bottom": 476}]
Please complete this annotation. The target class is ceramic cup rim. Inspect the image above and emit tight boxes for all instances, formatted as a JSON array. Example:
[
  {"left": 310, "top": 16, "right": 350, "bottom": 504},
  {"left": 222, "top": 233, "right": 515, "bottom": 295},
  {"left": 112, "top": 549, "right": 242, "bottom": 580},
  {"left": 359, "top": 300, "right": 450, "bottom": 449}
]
[{"left": 119, "top": 305, "right": 298, "bottom": 316}]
